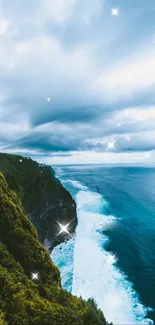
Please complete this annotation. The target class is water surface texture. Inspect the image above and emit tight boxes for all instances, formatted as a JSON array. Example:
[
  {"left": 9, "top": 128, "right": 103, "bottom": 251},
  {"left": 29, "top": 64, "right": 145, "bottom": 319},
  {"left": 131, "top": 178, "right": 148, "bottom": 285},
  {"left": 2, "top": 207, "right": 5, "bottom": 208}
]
[{"left": 52, "top": 165, "right": 155, "bottom": 324}]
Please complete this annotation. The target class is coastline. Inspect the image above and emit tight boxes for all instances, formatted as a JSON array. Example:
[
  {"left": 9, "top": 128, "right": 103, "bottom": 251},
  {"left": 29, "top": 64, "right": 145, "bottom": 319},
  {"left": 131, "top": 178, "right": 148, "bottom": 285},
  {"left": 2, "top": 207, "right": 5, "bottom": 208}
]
[
  {"left": 0, "top": 153, "right": 109, "bottom": 325},
  {"left": 0, "top": 153, "right": 78, "bottom": 250},
  {"left": 52, "top": 167, "right": 153, "bottom": 325}
]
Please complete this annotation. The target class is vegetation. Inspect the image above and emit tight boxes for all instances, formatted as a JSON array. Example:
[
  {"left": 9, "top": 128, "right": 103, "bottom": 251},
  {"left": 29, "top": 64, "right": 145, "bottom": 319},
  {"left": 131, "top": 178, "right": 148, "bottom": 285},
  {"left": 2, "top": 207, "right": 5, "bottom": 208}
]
[
  {"left": 0, "top": 153, "right": 77, "bottom": 245},
  {"left": 0, "top": 154, "right": 109, "bottom": 325}
]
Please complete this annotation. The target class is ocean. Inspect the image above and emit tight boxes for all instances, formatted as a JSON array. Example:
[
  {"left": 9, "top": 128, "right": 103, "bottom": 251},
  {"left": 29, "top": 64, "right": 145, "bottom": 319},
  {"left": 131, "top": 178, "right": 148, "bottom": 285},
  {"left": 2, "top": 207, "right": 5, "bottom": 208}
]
[{"left": 51, "top": 165, "right": 155, "bottom": 324}]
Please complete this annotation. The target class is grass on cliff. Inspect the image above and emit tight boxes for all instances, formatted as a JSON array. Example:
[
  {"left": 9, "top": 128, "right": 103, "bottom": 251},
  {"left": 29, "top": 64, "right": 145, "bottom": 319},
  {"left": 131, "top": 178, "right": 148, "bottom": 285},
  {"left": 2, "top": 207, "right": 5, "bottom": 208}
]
[
  {"left": 0, "top": 171, "right": 108, "bottom": 325},
  {"left": 0, "top": 153, "right": 71, "bottom": 202},
  {"left": 0, "top": 153, "right": 77, "bottom": 244}
]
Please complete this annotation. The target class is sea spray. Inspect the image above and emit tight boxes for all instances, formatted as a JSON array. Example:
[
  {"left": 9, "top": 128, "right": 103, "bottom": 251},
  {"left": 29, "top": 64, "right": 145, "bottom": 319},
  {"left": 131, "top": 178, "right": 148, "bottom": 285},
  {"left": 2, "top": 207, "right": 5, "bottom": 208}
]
[
  {"left": 52, "top": 238, "right": 74, "bottom": 292},
  {"left": 52, "top": 176, "right": 153, "bottom": 324}
]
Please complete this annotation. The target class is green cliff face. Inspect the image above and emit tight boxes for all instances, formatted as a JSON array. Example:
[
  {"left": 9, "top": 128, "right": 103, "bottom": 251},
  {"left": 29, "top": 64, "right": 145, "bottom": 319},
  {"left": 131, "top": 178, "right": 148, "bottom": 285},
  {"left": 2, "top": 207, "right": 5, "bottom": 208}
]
[
  {"left": 0, "top": 153, "right": 109, "bottom": 325},
  {"left": 0, "top": 153, "right": 77, "bottom": 250}
]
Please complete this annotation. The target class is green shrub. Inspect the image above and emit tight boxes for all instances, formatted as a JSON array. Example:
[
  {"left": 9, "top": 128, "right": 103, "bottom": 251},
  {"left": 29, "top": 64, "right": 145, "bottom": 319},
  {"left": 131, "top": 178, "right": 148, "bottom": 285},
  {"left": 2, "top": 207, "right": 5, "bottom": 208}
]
[{"left": 0, "top": 154, "right": 110, "bottom": 325}]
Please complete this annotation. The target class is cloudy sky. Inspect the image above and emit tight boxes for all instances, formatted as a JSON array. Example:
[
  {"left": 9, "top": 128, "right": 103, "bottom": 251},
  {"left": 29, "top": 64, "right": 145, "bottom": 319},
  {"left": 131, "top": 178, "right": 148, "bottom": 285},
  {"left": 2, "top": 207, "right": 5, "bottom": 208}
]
[{"left": 0, "top": 0, "right": 155, "bottom": 164}]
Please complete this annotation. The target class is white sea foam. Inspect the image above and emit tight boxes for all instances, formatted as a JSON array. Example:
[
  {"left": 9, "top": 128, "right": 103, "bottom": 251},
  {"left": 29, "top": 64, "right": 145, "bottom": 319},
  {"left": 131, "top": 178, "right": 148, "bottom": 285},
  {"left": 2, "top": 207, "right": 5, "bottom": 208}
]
[
  {"left": 67, "top": 179, "right": 88, "bottom": 190},
  {"left": 52, "top": 239, "right": 74, "bottom": 292},
  {"left": 52, "top": 178, "right": 153, "bottom": 325}
]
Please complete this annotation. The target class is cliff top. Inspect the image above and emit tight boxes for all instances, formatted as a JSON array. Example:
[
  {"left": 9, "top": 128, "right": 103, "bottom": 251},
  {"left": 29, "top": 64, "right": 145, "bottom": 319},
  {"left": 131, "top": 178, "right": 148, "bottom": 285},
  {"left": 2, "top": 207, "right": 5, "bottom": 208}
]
[
  {"left": 0, "top": 153, "right": 77, "bottom": 246},
  {"left": 0, "top": 153, "right": 109, "bottom": 325}
]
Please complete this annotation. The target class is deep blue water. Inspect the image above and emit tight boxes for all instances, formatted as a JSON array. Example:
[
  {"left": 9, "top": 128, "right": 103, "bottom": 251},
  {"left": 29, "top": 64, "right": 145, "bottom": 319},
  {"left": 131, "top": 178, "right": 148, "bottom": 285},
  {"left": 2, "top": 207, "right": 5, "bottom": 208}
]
[{"left": 52, "top": 165, "right": 155, "bottom": 324}]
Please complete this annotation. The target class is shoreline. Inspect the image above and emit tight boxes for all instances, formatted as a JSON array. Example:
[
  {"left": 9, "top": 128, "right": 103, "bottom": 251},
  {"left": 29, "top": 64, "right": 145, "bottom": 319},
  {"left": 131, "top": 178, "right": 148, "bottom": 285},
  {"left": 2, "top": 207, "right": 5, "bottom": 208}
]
[{"left": 52, "top": 168, "right": 154, "bottom": 325}]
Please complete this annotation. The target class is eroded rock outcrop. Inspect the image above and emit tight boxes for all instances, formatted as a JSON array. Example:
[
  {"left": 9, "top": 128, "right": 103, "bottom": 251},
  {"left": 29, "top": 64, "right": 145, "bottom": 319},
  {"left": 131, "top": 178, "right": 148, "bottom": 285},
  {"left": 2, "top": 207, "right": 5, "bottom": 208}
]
[
  {"left": 0, "top": 170, "right": 108, "bottom": 325},
  {"left": 0, "top": 153, "right": 109, "bottom": 325},
  {"left": 0, "top": 153, "right": 77, "bottom": 250}
]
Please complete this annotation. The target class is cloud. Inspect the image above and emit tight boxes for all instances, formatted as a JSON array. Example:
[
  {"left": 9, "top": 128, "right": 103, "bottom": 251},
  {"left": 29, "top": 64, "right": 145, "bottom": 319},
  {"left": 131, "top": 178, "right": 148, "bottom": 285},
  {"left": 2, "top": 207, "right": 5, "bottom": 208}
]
[
  {"left": 42, "top": 0, "right": 75, "bottom": 22},
  {"left": 44, "top": 0, "right": 103, "bottom": 47},
  {"left": 2, "top": 108, "right": 155, "bottom": 157},
  {"left": 100, "top": 106, "right": 155, "bottom": 135},
  {"left": 0, "top": 0, "right": 155, "bottom": 164},
  {"left": 0, "top": 19, "right": 9, "bottom": 35},
  {"left": 0, "top": 31, "right": 96, "bottom": 127},
  {"left": 94, "top": 49, "right": 155, "bottom": 101},
  {"left": 33, "top": 150, "right": 155, "bottom": 165},
  {"left": 112, "top": 106, "right": 155, "bottom": 123}
]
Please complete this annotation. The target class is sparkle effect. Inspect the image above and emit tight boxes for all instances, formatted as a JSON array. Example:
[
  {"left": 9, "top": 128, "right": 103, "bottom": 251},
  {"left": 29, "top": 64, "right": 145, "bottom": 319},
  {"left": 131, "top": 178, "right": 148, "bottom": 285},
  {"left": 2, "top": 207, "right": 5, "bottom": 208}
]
[
  {"left": 107, "top": 254, "right": 118, "bottom": 264},
  {"left": 106, "top": 141, "right": 116, "bottom": 150},
  {"left": 47, "top": 97, "right": 51, "bottom": 102},
  {"left": 31, "top": 273, "right": 39, "bottom": 280},
  {"left": 59, "top": 223, "right": 69, "bottom": 234},
  {"left": 111, "top": 8, "right": 119, "bottom": 16},
  {"left": 20, "top": 159, "right": 23, "bottom": 162},
  {"left": 53, "top": 218, "right": 76, "bottom": 241}
]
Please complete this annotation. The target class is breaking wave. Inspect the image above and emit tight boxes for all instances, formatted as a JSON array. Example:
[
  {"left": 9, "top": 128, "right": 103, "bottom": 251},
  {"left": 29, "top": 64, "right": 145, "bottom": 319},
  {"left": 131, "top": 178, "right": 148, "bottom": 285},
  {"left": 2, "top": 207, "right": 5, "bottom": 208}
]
[{"left": 52, "top": 177, "right": 153, "bottom": 325}]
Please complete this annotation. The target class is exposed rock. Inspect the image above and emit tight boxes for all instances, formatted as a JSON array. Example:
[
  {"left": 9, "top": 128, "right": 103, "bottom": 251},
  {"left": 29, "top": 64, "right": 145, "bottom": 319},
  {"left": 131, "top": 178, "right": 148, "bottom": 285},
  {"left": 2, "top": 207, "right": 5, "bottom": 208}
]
[
  {"left": 0, "top": 153, "right": 77, "bottom": 251},
  {"left": 0, "top": 170, "right": 108, "bottom": 325}
]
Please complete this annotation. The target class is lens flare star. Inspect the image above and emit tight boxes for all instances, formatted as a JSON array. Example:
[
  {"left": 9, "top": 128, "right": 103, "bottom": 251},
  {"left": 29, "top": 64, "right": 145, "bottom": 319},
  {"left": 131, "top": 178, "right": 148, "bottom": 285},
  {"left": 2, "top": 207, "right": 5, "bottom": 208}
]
[
  {"left": 111, "top": 8, "right": 119, "bottom": 16},
  {"left": 31, "top": 273, "right": 39, "bottom": 280},
  {"left": 55, "top": 221, "right": 71, "bottom": 236},
  {"left": 51, "top": 217, "right": 76, "bottom": 244},
  {"left": 106, "top": 141, "right": 116, "bottom": 150},
  {"left": 59, "top": 223, "right": 69, "bottom": 234},
  {"left": 107, "top": 254, "right": 117, "bottom": 264}
]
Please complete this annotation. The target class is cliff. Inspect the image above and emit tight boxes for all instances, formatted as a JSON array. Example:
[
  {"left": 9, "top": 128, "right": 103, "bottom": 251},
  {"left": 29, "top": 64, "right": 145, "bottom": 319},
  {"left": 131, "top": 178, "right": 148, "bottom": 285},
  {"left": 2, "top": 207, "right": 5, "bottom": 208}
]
[
  {"left": 0, "top": 153, "right": 109, "bottom": 325},
  {"left": 0, "top": 153, "right": 77, "bottom": 250}
]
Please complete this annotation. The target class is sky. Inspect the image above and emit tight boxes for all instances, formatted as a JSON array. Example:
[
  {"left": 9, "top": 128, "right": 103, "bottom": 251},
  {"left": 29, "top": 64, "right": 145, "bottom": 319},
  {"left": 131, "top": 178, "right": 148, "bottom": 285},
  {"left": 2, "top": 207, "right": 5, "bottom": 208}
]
[{"left": 0, "top": 0, "right": 155, "bottom": 165}]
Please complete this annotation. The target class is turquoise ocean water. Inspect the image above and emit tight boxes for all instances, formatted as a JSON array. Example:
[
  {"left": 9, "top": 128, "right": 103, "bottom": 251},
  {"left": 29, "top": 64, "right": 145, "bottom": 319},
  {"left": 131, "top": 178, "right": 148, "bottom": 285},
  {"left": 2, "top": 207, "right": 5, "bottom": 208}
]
[{"left": 51, "top": 165, "right": 155, "bottom": 324}]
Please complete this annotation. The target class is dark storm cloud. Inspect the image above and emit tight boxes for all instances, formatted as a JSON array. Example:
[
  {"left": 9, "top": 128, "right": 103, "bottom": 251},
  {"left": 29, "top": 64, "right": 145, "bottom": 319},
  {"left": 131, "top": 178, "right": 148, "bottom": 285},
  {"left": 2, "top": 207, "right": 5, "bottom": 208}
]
[{"left": 14, "top": 133, "right": 79, "bottom": 152}]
